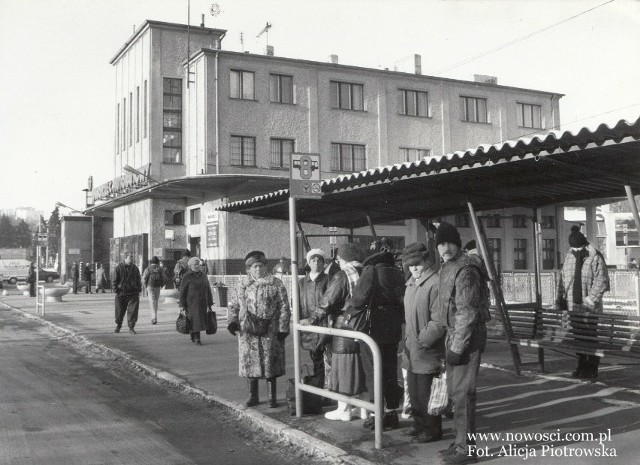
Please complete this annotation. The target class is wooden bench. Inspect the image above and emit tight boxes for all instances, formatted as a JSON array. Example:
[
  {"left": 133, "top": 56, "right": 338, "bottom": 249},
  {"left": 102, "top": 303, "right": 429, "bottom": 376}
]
[{"left": 487, "top": 303, "right": 640, "bottom": 374}]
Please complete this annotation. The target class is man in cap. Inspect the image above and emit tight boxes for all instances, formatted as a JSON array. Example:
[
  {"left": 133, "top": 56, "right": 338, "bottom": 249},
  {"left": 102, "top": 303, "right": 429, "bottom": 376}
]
[
  {"left": 113, "top": 251, "right": 142, "bottom": 334},
  {"left": 555, "top": 225, "right": 609, "bottom": 379},
  {"left": 298, "top": 248, "right": 331, "bottom": 386},
  {"left": 436, "top": 222, "right": 490, "bottom": 465}
]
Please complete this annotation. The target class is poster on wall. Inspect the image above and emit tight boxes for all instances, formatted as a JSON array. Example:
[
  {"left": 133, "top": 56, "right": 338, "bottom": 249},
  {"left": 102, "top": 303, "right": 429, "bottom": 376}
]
[{"left": 206, "top": 213, "right": 219, "bottom": 248}]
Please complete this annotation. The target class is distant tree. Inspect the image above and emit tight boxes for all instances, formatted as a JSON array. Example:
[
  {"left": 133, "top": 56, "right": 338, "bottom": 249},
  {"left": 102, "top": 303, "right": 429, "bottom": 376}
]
[
  {"left": 47, "top": 207, "right": 61, "bottom": 262},
  {"left": 14, "top": 219, "right": 32, "bottom": 248},
  {"left": 0, "top": 215, "right": 16, "bottom": 247}
]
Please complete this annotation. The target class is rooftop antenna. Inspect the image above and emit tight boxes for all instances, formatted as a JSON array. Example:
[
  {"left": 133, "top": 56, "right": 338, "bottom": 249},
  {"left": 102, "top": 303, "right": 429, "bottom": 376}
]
[
  {"left": 256, "top": 22, "right": 272, "bottom": 48},
  {"left": 240, "top": 32, "right": 244, "bottom": 52}
]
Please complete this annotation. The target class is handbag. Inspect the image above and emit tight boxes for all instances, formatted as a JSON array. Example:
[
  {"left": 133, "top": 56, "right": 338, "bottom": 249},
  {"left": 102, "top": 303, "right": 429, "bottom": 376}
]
[
  {"left": 242, "top": 310, "right": 272, "bottom": 336},
  {"left": 428, "top": 372, "right": 449, "bottom": 416},
  {"left": 176, "top": 311, "right": 192, "bottom": 335},
  {"left": 205, "top": 309, "right": 218, "bottom": 335},
  {"left": 340, "top": 267, "right": 377, "bottom": 334}
]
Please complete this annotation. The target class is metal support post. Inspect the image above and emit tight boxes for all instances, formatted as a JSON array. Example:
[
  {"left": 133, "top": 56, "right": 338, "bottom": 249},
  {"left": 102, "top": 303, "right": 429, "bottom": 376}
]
[
  {"left": 289, "top": 197, "right": 303, "bottom": 420},
  {"left": 532, "top": 208, "right": 542, "bottom": 307},
  {"left": 366, "top": 214, "right": 378, "bottom": 242}
]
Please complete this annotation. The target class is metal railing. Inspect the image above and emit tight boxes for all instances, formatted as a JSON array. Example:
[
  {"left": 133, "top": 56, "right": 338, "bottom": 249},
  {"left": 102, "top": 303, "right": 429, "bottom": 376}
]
[{"left": 36, "top": 285, "right": 45, "bottom": 316}]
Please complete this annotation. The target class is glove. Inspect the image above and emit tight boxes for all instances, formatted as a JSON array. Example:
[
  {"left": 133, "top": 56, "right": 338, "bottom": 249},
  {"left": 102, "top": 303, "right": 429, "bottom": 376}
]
[
  {"left": 277, "top": 332, "right": 289, "bottom": 342},
  {"left": 227, "top": 321, "right": 240, "bottom": 336},
  {"left": 584, "top": 296, "right": 596, "bottom": 309},
  {"left": 446, "top": 348, "right": 464, "bottom": 366}
]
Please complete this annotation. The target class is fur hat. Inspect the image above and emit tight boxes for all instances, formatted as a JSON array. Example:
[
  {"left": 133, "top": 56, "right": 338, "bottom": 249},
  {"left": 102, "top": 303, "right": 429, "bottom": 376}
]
[
  {"left": 568, "top": 225, "right": 588, "bottom": 248},
  {"left": 306, "top": 248, "right": 326, "bottom": 263},
  {"left": 464, "top": 240, "right": 477, "bottom": 251},
  {"left": 402, "top": 242, "right": 430, "bottom": 266},
  {"left": 245, "top": 250, "right": 267, "bottom": 268},
  {"left": 336, "top": 243, "right": 364, "bottom": 263},
  {"left": 187, "top": 257, "right": 201, "bottom": 268},
  {"left": 150, "top": 256, "right": 160, "bottom": 265},
  {"left": 435, "top": 222, "right": 461, "bottom": 248}
]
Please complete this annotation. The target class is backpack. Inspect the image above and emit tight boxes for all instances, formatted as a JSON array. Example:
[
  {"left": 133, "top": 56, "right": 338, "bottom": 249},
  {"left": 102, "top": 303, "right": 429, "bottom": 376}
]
[
  {"left": 174, "top": 262, "right": 188, "bottom": 287},
  {"left": 148, "top": 267, "right": 164, "bottom": 288}
]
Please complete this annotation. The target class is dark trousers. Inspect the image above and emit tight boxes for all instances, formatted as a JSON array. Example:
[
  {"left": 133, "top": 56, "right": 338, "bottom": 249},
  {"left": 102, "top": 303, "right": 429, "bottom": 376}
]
[
  {"left": 310, "top": 346, "right": 325, "bottom": 385},
  {"left": 29, "top": 282, "right": 36, "bottom": 297},
  {"left": 407, "top": 370, "right": 442, "bottom": 435},
  {"left": 360, "top": 341, "right": 401, "bottom": 409},
  {"left": 72, "top": 280, "right": 79, "bottom": 294},
  {"left": 446, "top": 348, "right": 482, "bottom": 447},
  {"left": 85, "top": 280, "right": 92, "bottom": 293},
  {"left": 115, "top": 294, "right": 139, "bottom": 329}
]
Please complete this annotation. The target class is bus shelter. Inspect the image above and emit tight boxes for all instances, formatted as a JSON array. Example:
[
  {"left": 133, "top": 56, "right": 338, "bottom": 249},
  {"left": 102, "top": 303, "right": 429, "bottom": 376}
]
[{"left": 218, "top": 116, "right": 640, "bottom": 448}]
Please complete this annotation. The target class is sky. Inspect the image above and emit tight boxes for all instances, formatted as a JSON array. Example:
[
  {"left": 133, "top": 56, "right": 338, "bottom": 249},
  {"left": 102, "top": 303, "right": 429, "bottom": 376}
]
[{"left": 1, "top": 0, "right": 639, "bottom": 216}]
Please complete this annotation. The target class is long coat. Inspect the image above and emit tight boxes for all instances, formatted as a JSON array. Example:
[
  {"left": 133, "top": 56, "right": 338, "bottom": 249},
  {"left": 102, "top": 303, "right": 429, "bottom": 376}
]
[
  {"left": 298, "top": 272, "right": 330, "bottom": 350},
  {"left": 556, "top": 243, "right": 609, "bottom": 312},
  {"left": 228, "top": 274, "right": 290, "bottom": 379},
  {"left": 402, "top": 269, "right": 444, "bottom": 374},
  {"left": 179, "top": 270, "right": 214, "bottom": 332}
]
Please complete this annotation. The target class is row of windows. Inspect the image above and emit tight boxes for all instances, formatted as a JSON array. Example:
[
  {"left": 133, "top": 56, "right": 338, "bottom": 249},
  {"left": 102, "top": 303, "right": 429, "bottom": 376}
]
[
  {"left": 164, "top": 208, "right": 201, "bottom": 226},
  {"left": 454, "top": 213, "right": 556, "bottom": 229},
  {"left": 485, "top": 238, "right": 556, "bottom": 271},
  {"left": 116, "top": 80, "right": 148, "bottom": 154},
  {"left": 228, "top": 70, "right": 543, "bottom": 126}
]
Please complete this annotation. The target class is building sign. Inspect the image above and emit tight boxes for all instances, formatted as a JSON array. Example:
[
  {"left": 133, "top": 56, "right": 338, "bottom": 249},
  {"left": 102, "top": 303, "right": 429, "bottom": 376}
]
[
  {"left": 68, "top": 248, "right": 80, "bottom": 255},
  {"left": 92, "top": 163, "right": 152, "bottom": 201},
  {"left": 290, "top": 153, "right": 322, "bottom": 199},
  {"left": 206, "top": 213, "right": 219, "bottom": 248}
]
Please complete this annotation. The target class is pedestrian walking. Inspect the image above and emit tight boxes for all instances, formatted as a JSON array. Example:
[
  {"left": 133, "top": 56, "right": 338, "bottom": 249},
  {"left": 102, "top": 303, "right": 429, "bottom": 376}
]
[
  {"left": 554, "top": 225, "right": 610, "bottom": 379},
  {"left": 83, "top": 262, "right": 93, "bottom": 294},
  {"left": 298, "top": 248, "right": 331, "bottom": 388},
  {"left": 173, "top": 249, "right": 191, "bottom": 288},
  {"left": 179, "top": 257, "right": 214, "bottom": 345},
  {"left": 112, "top": 251, "right": 142, "bottom": 334},
  {"left": 436, "top": 222, "right": 491, "bottom": 465},
  {"left": 303, "top": 243, "right": 367, "bottom": 422},
  {"left": 71, "top": 261, "right": 80, "bottom": 294},
  {"left": 227, "top": 251, "right": 291, "bottom": 408},
  {"left": 143, "top": 256, "right": 165, "bottom": 325},
  {"left": 95, "top": 263, "right": 108, "bottom": 293},
  {"left": 401, "top": 242, "right": 445, "bottom": 443},
  {"left": 351, "top": 242, "right": 405, "bottom": 430},
  {"left": 27, "top": 262, "right": 36, "bottom": 297}
]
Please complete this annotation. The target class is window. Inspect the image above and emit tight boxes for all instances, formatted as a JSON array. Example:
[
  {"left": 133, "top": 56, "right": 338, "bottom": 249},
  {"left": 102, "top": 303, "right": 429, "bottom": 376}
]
[
  {"left": 122, "top": 97, "right": 126, "bottom": 151},
  {"left": 541, "top": 215, "right": 555, "bottom": 229},
  {"left": 163, "top": 78, "right": 182, "bottom": 163},
  {"left": 484, "top": 214, "right": 501, "bottom": 228},
  {"left": 164, "top": 210, "right": 184, "bottom": 226},
  {"left": 455, "top": 213, "right": 470, "bottom": 228},
  {"left": 270, "top": 138, "right": 294, "bottom": 168},
  {"left": 269, "top": 74, "right": 293, "bottom": 104},
  {"left": 543, "top": 239, "right": 555, "bottom": 270},
  {"left": 400, "top": 89, "right": 429, "bottom": 117},
  {"left": 231, "top": 135, "right": 256, "bottom": 166},
  {"left": 190, "top": 208, "right": 201, "bottom": 225},
  {"left": 116, "top": 103, "right": 120, "bottom": 153},
  {"left": 143, "top": 80, "right": 148, "bottom": 138},
  {"left": 330, "top": 143, "right": 366, "bottom": 172},
  {"left": 514, "top": 238, "right": 527, "bottom": 270},
  {"left": 513, "top": 215, "right": 527, "bottom": 228},
  {"left": 136, "top": 86, "right": 140, "bottom": 143},
  {"left": 230, "top": 69, "right": 255, "bottom": 100},
  {"left": 488, "top": 238, "right": 502, "bottom": 273},
  {"left": 330, "top": 81, "right": 364, "bottom": 111},
  {"left": 517, "top": 102, "right": 542, "bottom": 129},
  {"left": 129, "top": 92, "right": 133, "bottom": 146},
  {"left": 460, "top": 96, "right": 488, "bottom": 123},
  {"left": 399, "top": 147, "right": 430, "bottom": 162}
]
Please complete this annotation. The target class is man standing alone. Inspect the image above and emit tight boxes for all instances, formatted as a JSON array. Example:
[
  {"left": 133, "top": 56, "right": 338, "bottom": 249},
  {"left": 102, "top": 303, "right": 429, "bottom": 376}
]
[
  {"left": 436, "top": 222, "right": 490, "bottom": 465},
  {"left": 113, "top": 251, "right": 142, "bottom": 334}
]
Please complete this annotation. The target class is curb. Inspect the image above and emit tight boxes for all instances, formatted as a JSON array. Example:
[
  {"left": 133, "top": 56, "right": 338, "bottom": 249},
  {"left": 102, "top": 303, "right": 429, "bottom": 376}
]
[{"left": 0, "top": 301, "right": 375, "bottom": 465}]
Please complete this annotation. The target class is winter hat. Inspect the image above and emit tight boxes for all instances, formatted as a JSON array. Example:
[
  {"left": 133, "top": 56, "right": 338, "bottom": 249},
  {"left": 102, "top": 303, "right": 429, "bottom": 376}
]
[
  {"left": 568, "top": 225, "right": 588, "bottom": 248},
  {"left": 245, "top": 250, "right": 267, "bottom": 268},
  {"left": 336, "top": 243, "right": 364, "bottom": 263},
  {"left": 435, "top": 222, "right": 462, "bottom": 248},
  {"left": 187, "top": 257, "right": 201, "bottom": 268},
  {"left": 306, "top": 248, "right": 326, "bottom": 263},
  {"left": 402, "top": 242, "right": 430, "bottom": 266},
  {"left": 150, "top": 256, "right": 160, "bottom": 265},
  {"left": 464, "top": 240, "right": 476, "bottom": 251}
]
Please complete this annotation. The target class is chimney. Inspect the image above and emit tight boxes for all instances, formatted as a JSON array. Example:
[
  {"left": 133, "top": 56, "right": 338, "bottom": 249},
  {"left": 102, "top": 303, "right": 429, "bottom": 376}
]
[
  {"left": 266, "top": 45, "right": 274, "bottom": 56},
  {"left": 201, "top": 14, "right": 205, "bottom": 28},
  {"left": 414, "top": 54, "right": 422, "bottom": 75},
  {"left": 330, "top": 54, "right": 339, "bottom": 64},
  {"left": 474, "top": 74, "right": 498, "bottom": 85}
]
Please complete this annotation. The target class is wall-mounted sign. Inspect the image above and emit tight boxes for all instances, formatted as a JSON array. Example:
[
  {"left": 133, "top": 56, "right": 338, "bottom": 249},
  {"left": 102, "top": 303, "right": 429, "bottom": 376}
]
[
  {"left": 68, "top": 248, "right": 80, "bottom": 255},
  {"left": 165, "top": 229, "right": 175, "bottom": 240},
  {"left": 206, "top": 213, "right": 219, "bottom": 248}
]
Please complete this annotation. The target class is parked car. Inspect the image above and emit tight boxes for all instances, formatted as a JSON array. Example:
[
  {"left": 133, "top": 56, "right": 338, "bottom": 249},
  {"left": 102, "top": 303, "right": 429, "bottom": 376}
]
[{"left": 38, "top": 268, "right": 60, "bottom": 283}]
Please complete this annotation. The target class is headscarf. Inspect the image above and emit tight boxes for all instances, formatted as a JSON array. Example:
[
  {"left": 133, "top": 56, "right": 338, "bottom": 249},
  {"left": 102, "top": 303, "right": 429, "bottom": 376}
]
[{"left": 187, "top": 257, "right": 201, "bottom": 271}]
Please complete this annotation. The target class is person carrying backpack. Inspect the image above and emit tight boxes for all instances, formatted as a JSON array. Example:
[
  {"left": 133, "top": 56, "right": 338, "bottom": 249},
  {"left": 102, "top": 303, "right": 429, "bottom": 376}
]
[
  {"left": 173, "top": 249, "right": 192, "bottom": 288},
  {"left": 143, "top": 256, "right": 165, "bottom": 325}
]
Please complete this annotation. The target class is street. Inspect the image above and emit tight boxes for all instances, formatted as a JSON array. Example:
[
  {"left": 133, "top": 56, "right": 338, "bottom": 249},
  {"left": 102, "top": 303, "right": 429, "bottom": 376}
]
[{"left": 0, "top": 309, "right": 331, "bottom": 465}]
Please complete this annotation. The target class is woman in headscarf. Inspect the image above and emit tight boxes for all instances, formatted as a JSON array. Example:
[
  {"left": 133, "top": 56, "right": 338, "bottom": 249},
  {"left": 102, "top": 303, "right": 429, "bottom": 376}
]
[
  {"left": 227, "top": 251, "right": 291, "bottom": 408},
  {"left": 179, "top": 257, "right": 214, "bottom": 346}
]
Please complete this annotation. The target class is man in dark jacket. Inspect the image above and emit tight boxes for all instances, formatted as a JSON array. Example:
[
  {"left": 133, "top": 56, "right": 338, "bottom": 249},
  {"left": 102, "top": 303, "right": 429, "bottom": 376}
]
[
  {"left": 113, "top": 251, "right": 142, "bottom": 334},
  {"left": 351, "top": 244, "right": 406, "bottom": 430},
  {"left": 83, "top": 262, "right": 94, "bottom": 294},
  {"left": 298, "top": 248, "right": 331, "bottom": 386},
  {"left": 71, "top": 262, "right": 80, "bottom": 294},
  {"left": 436, "top": 222, "right": 490, "bottom": 465}
]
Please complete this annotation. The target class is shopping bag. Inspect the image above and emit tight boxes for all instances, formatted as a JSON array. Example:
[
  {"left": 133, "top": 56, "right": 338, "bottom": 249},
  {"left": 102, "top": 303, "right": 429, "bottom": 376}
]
[
  {"left": 205, "top": 310, "right": 218, "bottom": 335},
  {"left": 428, "top": 372, "right": 449, "bottom": 416},
  {"left": 176, "top": 311, "right": 191, "bottom": 335}
]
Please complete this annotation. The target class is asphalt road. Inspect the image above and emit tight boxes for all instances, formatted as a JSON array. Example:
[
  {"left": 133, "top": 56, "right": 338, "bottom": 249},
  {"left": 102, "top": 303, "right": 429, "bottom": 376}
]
[{"left": 0, "top": 309, "right": 331, "bottom": 465}]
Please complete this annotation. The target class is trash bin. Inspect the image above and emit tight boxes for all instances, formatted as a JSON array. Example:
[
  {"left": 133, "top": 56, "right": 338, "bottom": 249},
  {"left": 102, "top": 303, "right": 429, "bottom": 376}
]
[{"left": 213, "top": 284, "right": 228, "bottom": 307}]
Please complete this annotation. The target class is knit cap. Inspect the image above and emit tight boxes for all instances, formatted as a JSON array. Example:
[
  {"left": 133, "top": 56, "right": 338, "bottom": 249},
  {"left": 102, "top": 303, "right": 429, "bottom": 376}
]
[
  {"left": 568, "top": 225, "right": 588, "bottom": 248},
  {"left": 435, "top": 222, "right": 462, "bottom": 248}
]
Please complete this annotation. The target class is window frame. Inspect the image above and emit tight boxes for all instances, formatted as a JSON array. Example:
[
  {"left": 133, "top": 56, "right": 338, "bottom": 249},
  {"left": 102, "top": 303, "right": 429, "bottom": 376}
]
[
  {"left": 230, "top": 69, "right": 256, "bottom": 100},
  {"left": 541, "top": 215, "right": 555, "bottom": 229},
  {"left": 164, "top": 210, "right": 185, "bottom": 226},
  {"left": 330, "top": 142, "right": 366, "bottom": 172},
  {"left": 483, "top": 214, "right": 501, "bottom": 228},
  {"left": 269, "top": 73, "right": 294, "bottom": 104},
  {"left": 454, "top": 213, "right": 471, "bottom": 228},
  {"left": 269, "top": 138, "right": 295, "bottom": 169},
  {"left": 330, "top": 80, "right": 364, "bottom": 111},
  {"left": 163, "top": 77, "right": 183, "bottom": 164},
  {"left": 517, "top": 102, "right": 542, "bottom": 129},
  {"left": 460, "top": 95, "right": 488, "bottom": 123},
  {"left": 488, "top": 238, "right": 502, "bottom": 274},
  {"left": 512, "top": 214, "right": 527, "bottom": 229},
  {"left": 400, "top": 89, "right": 429, "bottom": 117},
  {"left": 542, "top": 238, "right": 555, "bottom": 270},
  {"left": 230, "top": 135, "right": 257, "bottom": 167},
  {"left": 399, "top": 147, "right": 430, "bottom": 163},
  {"left": 189, "top": 208, "right": 201, "bottom": 225},
  {"left": 514, "top": 238, "right": 527, "bottom": 270}
]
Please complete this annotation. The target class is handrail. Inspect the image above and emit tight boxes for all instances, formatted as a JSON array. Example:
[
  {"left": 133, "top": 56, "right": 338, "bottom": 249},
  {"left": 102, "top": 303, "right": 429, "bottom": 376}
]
[
  {"left": 294, "top": 323, "right": 384, "bottom": 449},
  {"left": 36, "top": 284, "right": 45, "bottom": 316}
]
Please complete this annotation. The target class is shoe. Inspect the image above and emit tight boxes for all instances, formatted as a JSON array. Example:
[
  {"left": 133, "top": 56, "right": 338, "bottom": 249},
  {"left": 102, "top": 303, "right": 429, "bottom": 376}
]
[
  {"left": 411, "top": 431, "right": 443, "bottom": 444},
  {"left": 351, "top": 407, "right": 368, "bottom": 420},
  {"left": 407, "top": 425, "right": 424, "bottom": 437},
  {"left": 362, "top": 416, "right": 375, "bottom": 429},
  {"left": 129, "top": 327, "right": 137, "bottom": 334},
  {"left": 151, "top": 318, "right": 157, "bottom": 325},
  {"left": 363, "top": 411, "right": 399, "bottom": 430},
  {"left": 324, "top": 402, "right": 353, "bottom": 421},
  {"left": 114, "top": 325, "right": 121, "bottom": 333},
  {"left": 438, "top": 443, "right": 457, "bottom": 457},
  {"left": 195, "top": 340, "right": 202, "bottom": 346},
  {"left": 442, "top": 448, "right": 478, "bottom": 464}
]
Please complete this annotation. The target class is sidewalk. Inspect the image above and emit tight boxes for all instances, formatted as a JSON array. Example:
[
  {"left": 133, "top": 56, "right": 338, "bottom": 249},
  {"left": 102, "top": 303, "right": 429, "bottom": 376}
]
[{"left": 2, "top": 288, "right": 640, "bottom": 464}]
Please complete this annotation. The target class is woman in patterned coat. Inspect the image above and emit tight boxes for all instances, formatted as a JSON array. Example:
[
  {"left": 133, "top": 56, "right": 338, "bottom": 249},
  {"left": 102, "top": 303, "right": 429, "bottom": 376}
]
[{"left": 227, "top": 250, "right": 291, "bottom": 408}]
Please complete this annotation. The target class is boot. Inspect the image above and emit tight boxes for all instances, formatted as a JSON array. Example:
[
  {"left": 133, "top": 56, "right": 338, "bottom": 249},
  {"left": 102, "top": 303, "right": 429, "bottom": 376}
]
[
  {"left": 572, "top": 354, "right": 588, "bottom": 378},
  {"left": 585, "top": 356, "right": 599, "bottom": 379},
  {"left": 267, "top": 378, "right": 278, "bottom": 408},
  {"left": 324, "top": 401, "right": 353, "bottom": 421},
  {"left": 244, "top": 378, "right": 259, "bottom": 407}
]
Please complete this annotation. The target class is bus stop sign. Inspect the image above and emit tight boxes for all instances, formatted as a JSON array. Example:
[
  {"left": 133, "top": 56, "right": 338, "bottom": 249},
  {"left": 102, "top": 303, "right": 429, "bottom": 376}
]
[{"left": 290, "top": 153, "right": 322, "bottom": 199}]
